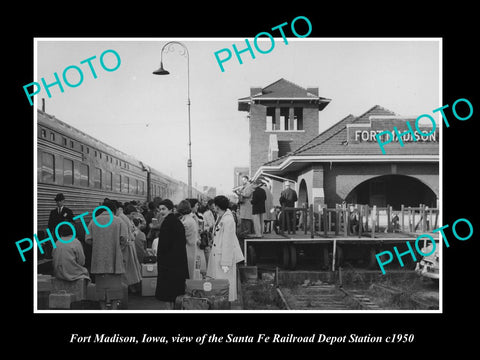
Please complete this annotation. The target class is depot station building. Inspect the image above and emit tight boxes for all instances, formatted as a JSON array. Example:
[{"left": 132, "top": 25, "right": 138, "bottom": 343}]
[{"left": 237, "top": 78, "right": 439, "bottom": 213}]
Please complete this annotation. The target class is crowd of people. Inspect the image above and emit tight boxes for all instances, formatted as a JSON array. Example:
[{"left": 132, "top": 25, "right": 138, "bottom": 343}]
[{"left": 48, "top": 193, "right": 245, "bottom": 310}]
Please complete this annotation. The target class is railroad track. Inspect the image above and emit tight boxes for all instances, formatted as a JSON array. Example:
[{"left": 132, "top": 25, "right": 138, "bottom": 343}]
[{"left": 277, "top": 283, "right": 382, "bottom": 310}]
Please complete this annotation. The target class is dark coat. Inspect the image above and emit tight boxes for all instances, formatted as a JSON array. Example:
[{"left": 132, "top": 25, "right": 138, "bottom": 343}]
[
  {"left": 251, "top": 186, "right": 267, "bottom": 215},
  {"left": 48, "top": 206, "right": 75, "bottom": 232},
  {"left": 155, "top": 213, "right": 189, "bottom": 302},
  {"left": 279, "top": 188, "right": 298, "bottom": 208}
]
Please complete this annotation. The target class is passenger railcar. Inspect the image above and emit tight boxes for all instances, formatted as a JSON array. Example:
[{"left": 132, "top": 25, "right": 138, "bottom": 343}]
[{"left": 37, "top": 109, "right": 203, "bottom": 233}]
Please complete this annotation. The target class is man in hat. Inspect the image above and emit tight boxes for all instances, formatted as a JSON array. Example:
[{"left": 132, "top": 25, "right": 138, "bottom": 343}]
[
  {"left": 279, "top": 182, "right": 298, "bottom": 234},
  {"left": 251, "top": 180, "right": 267, "bottom": 238},
  {"left": 48, "top": 193, "right": 75, "bottom": 233}
]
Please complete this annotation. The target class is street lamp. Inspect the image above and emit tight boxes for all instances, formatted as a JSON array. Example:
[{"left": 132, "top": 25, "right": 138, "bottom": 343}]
[{"left": 153, "top": 41, "right": 192, "bottom": 198}]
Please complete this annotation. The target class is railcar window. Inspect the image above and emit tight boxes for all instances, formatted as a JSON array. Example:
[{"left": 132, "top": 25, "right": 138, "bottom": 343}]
[
  {"left": 106, "top": 171, "right": 113, "bottom": 191},
  {"left": 63, "top": 159, "right": 74, "bottom": 185},
  {"left": 94, "top": 167, "right": 102, "bottom": 189},
  {"left": 80, "top": 164, "right": 89, "bottom": 187},
  {"left": 41, "top": 152, "right": 55, "bottom": 183}
]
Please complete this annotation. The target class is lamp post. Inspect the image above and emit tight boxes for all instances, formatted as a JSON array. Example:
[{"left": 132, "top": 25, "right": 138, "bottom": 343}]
[{"left": 153, "top": 41, "right": 192, "bottom": 198}]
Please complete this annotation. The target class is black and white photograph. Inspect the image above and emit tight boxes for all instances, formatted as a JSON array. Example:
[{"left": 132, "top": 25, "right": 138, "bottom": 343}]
[
  {"left": 7, "top": 7, "right": 478, "bottom": 355},
  {"left": 33, "top": 37, "right": 441, "bottom": 313}
]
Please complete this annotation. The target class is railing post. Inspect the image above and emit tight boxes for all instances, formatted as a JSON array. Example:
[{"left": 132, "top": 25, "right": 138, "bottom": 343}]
[
  {"left": 400, "top": 204, "right": 405, "bottom": 232},
  {"left": 323, "top": 207, "right": 328, "bottom": 237},
  {"left": 386, "top": 204, "right": 391, "bottom": 233},
  {"left": 335, "top": 209, "right": 339, "bottom": 236},
  {"left": 371, "top": 205, "right": 376, "bottom": 239},
  {"left": 280, "top": 207, "right": 285, "bottom": 235},
  {"left": 309, "top": 204, "right": 314, "bottom": 238}
]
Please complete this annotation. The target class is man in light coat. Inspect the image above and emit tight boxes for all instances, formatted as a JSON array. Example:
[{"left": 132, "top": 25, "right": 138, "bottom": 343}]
[{"left": 237, "top": 176, "right": 255, "bottom": 235}]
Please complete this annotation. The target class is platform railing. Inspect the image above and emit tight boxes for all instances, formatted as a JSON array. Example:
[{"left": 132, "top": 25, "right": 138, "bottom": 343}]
[{"left": 277, "top": 203, "right": 439, "bottom": 239}]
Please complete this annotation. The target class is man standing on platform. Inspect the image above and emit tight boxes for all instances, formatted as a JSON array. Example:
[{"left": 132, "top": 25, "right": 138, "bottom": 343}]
[
  {"left": 48, "top": 193, "right": 75, "bottom": 232},
  {"left": 236, "top": 175, "right": 255, "bottom": 236},
  {"left": 251, "top": 180, "right": 267, "bottom": 238},
  {"left": 279, "top": 181, "right": 298, "bottom": 234},
  {"left": 85, "top": 200, "right": 127, "bottom": 309}
]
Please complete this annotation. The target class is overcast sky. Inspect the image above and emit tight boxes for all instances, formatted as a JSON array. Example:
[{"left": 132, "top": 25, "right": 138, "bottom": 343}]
[{"left": 35, "top": 38, "right": 440, "bottom": 195}]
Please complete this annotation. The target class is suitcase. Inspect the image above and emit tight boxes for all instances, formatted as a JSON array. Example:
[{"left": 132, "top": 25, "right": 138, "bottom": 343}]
[
  {"left": 49, "top": 290, "right": 77, "bottom": 309},
  {"left": 175, "top": 294, "right": 231, "bottom": 310},
  {"left": 143, "top": 255, "right": 157, "bottom": 264},
  {"left": 176, "top": 279, "right": 231, "bottom": 310},
  {"left": 185, "top": 279, "right": 229, "bottom": 298},
  {"left": 141, "top": 263, "right": 158, "bottom": 277},
  {"left": 70, "top": 300, "right": 102, "bottom": 310}
]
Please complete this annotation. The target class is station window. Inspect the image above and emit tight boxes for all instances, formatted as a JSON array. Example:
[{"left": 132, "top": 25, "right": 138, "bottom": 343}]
[
  {"left": 41, "top": 129, "right": 47, "bottom": 138},
  {"left": 114, "top": 174, "right": 121, "bottom": 192},
  {"left": 70, "top": 140, "right": 74, "bottom": 148},
  {"left": 123, "top": 176, "right": 129, "bottom": 193},
  {"left": 94, "top": 167, "right": 102, "bottom": 189},
  {"left": 294, "top": 107, "right": 303, "bottom": 130},
  {"left": 94, "top": 150, "right": 97, "bottom": 157},
  {"left": 280, "top": 108, "right": 289, "bottom": 130},
  {"left": 80, "top": 163, "right": 89, "bottom": 187},
  {"left": 50, "top": 132, "right": 55, "bottom": 141},
  {"left": 81, "top": 145, "right": 84, "bottom": 153},
  {"left": 86, "top": 147, "right": 90, "bottom": 154},
  {"left": 41, "top": 152, "right": 55, "bottom": 183},
  {"left": 266, "top": 107, "right": 276, "bottom": 131},
  {"left": 105, "top": 171, "right": 113, "bottom": 191},
  {"left": 139, "top": 180, "right": 144, "bottom": 195},
  {"left": 63, "top": 137, "right": 67, "bottom": 146},
  {"left": 63, "top": 158, "right": 74, "bottom": 185},
  {"left": 99, "top": 152, "right": 102, "bottom": 159}
]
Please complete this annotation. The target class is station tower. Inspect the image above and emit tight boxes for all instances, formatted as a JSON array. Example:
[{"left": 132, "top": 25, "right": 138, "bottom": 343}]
[{"left": 237, "top": 78, "right": 331, "bottom": 177}]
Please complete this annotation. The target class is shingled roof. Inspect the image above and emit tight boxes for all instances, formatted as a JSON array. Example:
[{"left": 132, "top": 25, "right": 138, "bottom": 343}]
[
  {"left": 263, "top": 105, "right": 439, "bottom": 167},
  {"left": 238, "top": 78, "right": 331, "bottom": 111}
]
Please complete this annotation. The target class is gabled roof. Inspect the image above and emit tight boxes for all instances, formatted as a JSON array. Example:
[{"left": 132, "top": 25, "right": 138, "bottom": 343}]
[
  {"left": 253, "top": 78, "right": 319, "bottom": 99},
  {"left": 238, "top": 78, "right": 331, "bottom": 111},
  {"left": 263, "top": 105, "right": 439, "bottom": 167}
]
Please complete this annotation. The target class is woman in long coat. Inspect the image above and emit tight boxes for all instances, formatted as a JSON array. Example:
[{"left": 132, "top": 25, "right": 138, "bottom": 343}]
[
  {"left": 155, "top": 199, "right": 189, "bottom": 308},
  {"left": 207, "top": 195, "right": 245, "bottom": 301}
]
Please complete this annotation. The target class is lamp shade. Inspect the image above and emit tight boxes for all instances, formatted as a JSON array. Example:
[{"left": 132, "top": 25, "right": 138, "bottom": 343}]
[{"left": 153, "top": 62, "right": 169, "bottom": 75}]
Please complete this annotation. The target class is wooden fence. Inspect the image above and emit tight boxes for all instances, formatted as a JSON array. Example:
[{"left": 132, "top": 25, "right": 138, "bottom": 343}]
[{"left": 278, "top": 203, "right": 439, "bottom": 238}]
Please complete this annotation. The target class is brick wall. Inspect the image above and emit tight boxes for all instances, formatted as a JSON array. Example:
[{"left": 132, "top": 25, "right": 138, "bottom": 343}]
[{"left": 249, "top": 102, "right": 319, "bottom": 175}]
